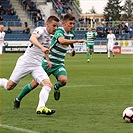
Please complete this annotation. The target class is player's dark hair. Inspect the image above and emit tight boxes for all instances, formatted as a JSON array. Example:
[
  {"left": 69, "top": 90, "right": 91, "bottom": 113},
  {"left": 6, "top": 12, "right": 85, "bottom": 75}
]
[
  {"left": 47, "top": 16, "right": 59, "bottom": 23},
  {"left": 63, "top": 14, "right": 75, "bottom": 21},
  {"left": 0, "top": 24, "right": 4, "bottom": 27}
]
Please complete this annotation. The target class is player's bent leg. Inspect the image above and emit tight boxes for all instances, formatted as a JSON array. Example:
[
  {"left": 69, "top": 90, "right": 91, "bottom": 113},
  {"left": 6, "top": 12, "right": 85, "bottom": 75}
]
[
  {"left": 0, "top": 78, "right": 16, "bottom": 90},
  {"left": 112, "top": 49, "right": 116, "bottom": 58},
  {"left": 6, "top": 80, "right": 17, "bottom": 90},
  {"left": 40, "top": 79, "right": 52, "bottom": 88},
  {"left": 58, "top": 75, "right": 67, "bottom": 87}
]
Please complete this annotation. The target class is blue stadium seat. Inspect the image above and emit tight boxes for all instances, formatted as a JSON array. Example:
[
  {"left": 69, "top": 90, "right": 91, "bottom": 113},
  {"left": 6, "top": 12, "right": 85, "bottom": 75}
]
[
  {"left": 0, "top": 21, "right": 6, "bottom": 26},
  {"left": 5, "top": 30, "right": 31, "bottom": 41},
  {"left": 130, "top": 26, "right": 133, "bottom": 30},
  {"left": 0, "top": 0, "right": 22, "bottom": 27}
]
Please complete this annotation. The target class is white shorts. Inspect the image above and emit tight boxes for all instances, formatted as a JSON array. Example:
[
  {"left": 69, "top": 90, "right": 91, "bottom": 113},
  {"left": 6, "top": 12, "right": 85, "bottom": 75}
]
[
  {"left": 107, "top": 44, "right": 114, "bottom": 51},
  {"left": 9, "top": 57, "right": 49, "bottom": 84},
  {"left": 0, "top": 46, "right": 2, "bottom": 54}
]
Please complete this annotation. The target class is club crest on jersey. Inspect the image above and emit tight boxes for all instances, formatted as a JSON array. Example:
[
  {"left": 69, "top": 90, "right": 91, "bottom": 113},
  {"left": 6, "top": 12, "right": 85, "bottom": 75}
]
[
  {"left": 42, "top": 36, "right": 51, "bottom": 47},
  {"left": 43, "top": 36, "right": 50, "bottom": 42},
  {"left": 34, "top": 30, "right": 39, "bottom": 34}
]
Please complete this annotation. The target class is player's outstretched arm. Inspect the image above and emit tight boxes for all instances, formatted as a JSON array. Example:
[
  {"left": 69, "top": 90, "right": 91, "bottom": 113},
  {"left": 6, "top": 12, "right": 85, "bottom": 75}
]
[
  {"left": 77, "top": 40, "right": 88, "bottom": 44},
  {"left": 58, "top": 37, "right": 87, "bottom": 45}
]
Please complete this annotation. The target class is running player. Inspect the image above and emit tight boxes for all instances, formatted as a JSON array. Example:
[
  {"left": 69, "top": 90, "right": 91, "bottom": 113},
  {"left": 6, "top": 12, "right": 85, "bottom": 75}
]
[
  {"left": 0, "top": 16, "right": 59, "bottom": 115},
  {"left": 107, "top": 29, "right": 116, "bottom": 59},
  {"left": 13, "top": 14, "right": 88, "bottom": 110},
  {"left": 85, "top": 26, "right": 96, "bottom": 62}
]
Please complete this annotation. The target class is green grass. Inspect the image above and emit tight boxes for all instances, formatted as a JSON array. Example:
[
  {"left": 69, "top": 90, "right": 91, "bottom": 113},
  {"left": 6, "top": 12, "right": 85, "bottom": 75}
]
[{"left": 0, "top": 53, "right": 133, "bottom": 133}]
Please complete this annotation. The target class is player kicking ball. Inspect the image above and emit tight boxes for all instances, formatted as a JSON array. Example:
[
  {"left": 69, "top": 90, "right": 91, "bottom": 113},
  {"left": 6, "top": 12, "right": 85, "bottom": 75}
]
[{"left": 13, "top": 14, "right": 88, "bottom": 113}]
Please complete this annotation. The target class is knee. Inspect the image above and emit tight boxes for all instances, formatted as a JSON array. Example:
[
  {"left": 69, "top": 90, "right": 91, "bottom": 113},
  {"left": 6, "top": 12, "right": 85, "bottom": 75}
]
[
  {"left": 6, "top": 80, "right": 16, "bottom": 90},
  {"left": 43, "top": 82, "right": 53, "bottom": 89},
  {"left": 6, "top": 84, "right": 15, "bottom": 90},
  {"left": 41, "top": 79, "right": 53, "bottom": 89},
  {"left": 47, "top": 82, "right": 53, "bottom": 89},
  {"left": 60, "top": 78, "right": 67, "bottom": 86}
]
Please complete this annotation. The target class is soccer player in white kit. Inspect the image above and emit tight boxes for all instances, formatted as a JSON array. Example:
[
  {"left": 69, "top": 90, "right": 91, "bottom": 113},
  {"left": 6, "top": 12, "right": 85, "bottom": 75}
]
[
  {"left": 107, "top": 29, "right": 116, "bottom": 59},
  {"left": 0, "top": 16, "right": 59, "bottom": 115},
  {"left": 0, "top": 24, "right": 5, "bottom": 59}
]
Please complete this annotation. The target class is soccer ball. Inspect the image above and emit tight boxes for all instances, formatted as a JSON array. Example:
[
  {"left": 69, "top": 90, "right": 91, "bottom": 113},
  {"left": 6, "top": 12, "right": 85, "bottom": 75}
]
[{"left": 122, "top": 107, "right": 133, "bottom": 123}]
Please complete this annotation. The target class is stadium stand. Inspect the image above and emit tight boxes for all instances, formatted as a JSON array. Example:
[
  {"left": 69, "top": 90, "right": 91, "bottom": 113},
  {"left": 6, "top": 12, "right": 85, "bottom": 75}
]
[
  {"left": 5, "top": 30, "right": 31, "bottom": 41},
  {"left": 0, "top": 0, "right": 32, "bottom": 41},
  {"left": 0, "top": 0, "right": 132, "bottom": 43},
  {"left": 19, "top": 0, "right": 45, "bottom": 27},
  {"left": 0, "top": 1, "right": 22, "bottom": 27},
  {"left": 73, "top": 21, "right": 133, "bottom": 45}
]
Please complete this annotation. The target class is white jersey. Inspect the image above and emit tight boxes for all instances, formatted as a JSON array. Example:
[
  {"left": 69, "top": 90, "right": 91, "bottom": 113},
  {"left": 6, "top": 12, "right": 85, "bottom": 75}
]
[
  {"left": 9, "top": 27, "right": 52, "bottom": 84},
  {"left": 0, "top": 31, "right": 5, "bottom": 46},
  {"left": 19, "top": 27, "right": 52, "bottom": 65},
  {"left": 0, "top": 31, "right": 5, "bottom": 54},
  {"left": 107, "top": 33, "right": 116, "bottom": 45}
]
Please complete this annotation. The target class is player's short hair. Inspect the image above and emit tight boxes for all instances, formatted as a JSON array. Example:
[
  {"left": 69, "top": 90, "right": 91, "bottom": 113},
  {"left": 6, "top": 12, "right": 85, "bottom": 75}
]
[
  {"left": 63, "top": 14, "right": 75, "bottom": 21},
  {"left": 46, "top": 16, "right": 59, "bottom": 23},
  {"left": 88, "top": 26, "right": 91, "bottom": 29}
]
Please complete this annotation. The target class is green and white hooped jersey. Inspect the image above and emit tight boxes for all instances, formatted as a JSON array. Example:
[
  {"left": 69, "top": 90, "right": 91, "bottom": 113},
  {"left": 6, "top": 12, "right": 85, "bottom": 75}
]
[
  {"left": 46, "top": 27, "right": 75, "bottom": 66},
  {"left": 85, "top": 31, "right": 96, "bottom": 45}
]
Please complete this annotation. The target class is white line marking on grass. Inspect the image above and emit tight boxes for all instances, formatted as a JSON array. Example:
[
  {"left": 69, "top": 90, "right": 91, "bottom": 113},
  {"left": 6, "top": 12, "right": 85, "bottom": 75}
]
[
  {"left": 17, "top": 84, "right": 131, "bottom": 90},
  {"left": 65, "top": 84, "right": 131, "bottom": 88},
  {"left": 0, "top": 124, "right": 40, "bottom": 133}
]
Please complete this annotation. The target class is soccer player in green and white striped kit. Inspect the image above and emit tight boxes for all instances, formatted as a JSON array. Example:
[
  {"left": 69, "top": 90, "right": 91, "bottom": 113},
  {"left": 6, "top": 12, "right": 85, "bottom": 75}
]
[
  {"left": 85, "top": 27, "right": 96, "bottom": 62},
  {"left": 13, "top": 14, "right": 87, "bottom": 113}
]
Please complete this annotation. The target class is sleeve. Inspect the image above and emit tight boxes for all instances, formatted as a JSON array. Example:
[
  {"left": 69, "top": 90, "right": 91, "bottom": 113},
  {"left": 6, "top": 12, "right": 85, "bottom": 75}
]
[
  {"left": 32, "top": 27, "right": 44, "bottom": 38},
  {"left": 113, "top": 34, "right": 116, "bottom": 39},
  {"left": 84, "top": 33, "right": 87, "bottom": 39},
  {"left": 107, "top": 34, "right": 109, "bottom": 39},
  {"left": 93, "top": 32, "right": 96, "bottom": 39},
  {"left": 54, "top": 29, "right": 64, "bottom": 40},
  {"left": 2, "top": 32, "right": 5, "bottom": 38}
]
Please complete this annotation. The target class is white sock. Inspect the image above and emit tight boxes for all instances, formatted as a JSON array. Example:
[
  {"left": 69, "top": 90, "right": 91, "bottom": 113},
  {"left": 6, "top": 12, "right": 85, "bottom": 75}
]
[
  {"left": 108, "top": 50, "right": 110, "bottom": 58},
  {"left": 37, "top": 86, "right": 51, "bottom": 108},
  {"left": 112, "top": 50, "right": 115, "bottom": 55},
  {"left": 0, "top": 78, "right": 8, "bottom": 90}
]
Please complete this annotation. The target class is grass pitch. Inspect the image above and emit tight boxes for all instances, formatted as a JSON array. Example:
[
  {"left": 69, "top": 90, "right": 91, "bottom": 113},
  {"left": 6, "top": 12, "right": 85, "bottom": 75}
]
[{"left": 0, "top": 53, "right": 133, "bottom": 133}]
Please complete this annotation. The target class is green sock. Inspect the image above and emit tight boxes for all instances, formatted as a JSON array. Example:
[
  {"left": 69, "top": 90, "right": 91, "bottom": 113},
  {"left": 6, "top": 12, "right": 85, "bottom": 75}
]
[
  {"left": 87, "top": 52, "right": 90, "bottom": 59},
  {"left": 17, "top": 84, "right": 33, "bottom": 101},
  {"left": 55, "top": 81, "right": 62, "bottom": 89}
]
